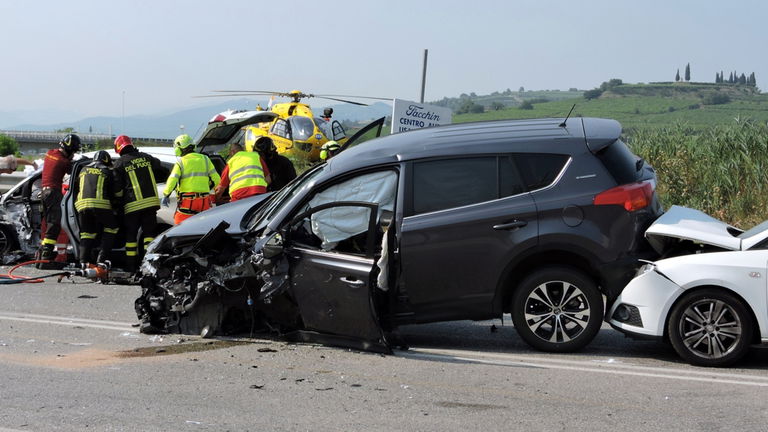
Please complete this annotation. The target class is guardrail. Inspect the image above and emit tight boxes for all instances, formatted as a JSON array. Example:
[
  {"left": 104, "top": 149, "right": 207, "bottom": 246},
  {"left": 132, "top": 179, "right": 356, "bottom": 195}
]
[{"left": 0, "top": 130, "right": 173, "bottom": 145}]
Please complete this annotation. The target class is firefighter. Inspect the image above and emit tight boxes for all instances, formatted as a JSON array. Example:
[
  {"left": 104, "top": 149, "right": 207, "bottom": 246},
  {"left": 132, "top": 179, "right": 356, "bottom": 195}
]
[
  {"left": 254, "top": 136, "right": 296, "bottom": 192},
  {"left": 75, "top": 150, "right": 118, "bottom": 266},
  {"left": 214, "top": 138, "right": 271, "bottom": 202},
  {"left": 38, "top": 133, "right": 80, "bottom": 267},
  {"left": 161, "top": 134, "right": 220, "bottom": 225},
  {"left": 112, "top": 135, "right": 168, "bottom": 273}
]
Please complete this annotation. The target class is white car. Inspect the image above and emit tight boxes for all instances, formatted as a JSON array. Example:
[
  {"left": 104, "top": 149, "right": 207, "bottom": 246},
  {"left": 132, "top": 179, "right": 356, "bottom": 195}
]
[{"left": 609, "top": 205, "right": 768, "bottom": 366}]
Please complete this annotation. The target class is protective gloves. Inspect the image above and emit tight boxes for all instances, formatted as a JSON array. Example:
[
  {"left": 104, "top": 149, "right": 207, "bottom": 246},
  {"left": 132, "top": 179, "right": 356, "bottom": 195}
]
[{"left": 161, "top": 196, "right": 170, "bottom": 207}]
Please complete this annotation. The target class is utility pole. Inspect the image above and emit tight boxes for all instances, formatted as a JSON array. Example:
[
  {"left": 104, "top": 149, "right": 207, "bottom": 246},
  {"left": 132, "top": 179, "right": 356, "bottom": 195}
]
[{"left": 420, "top": 49, "right": 428, "bottom": 103}]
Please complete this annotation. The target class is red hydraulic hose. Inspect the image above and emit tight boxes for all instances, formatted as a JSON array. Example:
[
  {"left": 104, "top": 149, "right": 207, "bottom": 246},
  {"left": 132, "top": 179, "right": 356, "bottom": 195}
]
[{"left": 1, "top": 260, "right": 51, "bottom": 283}]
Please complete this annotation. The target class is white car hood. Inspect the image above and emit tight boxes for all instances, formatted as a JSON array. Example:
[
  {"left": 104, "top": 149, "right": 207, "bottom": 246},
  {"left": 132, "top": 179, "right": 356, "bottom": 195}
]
[{"left": 646, "top": 205, "right": 743, "bottom": 253}]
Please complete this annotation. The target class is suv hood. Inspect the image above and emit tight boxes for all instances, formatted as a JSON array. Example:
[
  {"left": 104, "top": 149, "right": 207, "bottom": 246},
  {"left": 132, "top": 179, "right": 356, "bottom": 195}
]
[
  {"left": 159, "top": 193, "right": 273, "bottom": 239},
  {"left": 646, "top": 205, "right": 744, "bottom": 253}
]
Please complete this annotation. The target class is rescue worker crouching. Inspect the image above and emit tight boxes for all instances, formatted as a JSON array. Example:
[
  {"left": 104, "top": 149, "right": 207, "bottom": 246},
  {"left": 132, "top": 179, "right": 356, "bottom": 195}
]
[
  {"left": 162, "top": 134, "right": 220, "bottom": 225},
  {"left": 113, "top": 135, "right": 169, "bottom": 273},
  {"left": 255, "top": 136, "right": 296, "bottom": 192},
  {"left": 75, "top": 150, "right": 119, "bottom": 266},
  {"left": 214, "top": 137, "right": 271, "bottom": 202},
  {"left": 38, "top": 133, "right": 81, "bottom": 269}
]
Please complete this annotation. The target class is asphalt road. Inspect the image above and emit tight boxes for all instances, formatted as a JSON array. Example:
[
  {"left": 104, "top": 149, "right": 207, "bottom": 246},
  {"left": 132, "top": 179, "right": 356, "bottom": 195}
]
[{"left": 0, "top": 267, "right": 766, "bottom": 431}]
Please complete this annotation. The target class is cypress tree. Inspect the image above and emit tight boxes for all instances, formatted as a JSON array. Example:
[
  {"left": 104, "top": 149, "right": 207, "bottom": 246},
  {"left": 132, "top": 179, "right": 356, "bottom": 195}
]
[
  {"left": 685, "top": 63, "right": 691, "bottom": 81},
  {"left": 675, "top": 69, "right": 680, "bottom": 82}
]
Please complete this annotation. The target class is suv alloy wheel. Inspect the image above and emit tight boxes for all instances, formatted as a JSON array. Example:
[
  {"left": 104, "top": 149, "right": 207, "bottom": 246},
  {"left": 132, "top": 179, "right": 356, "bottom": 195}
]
[{"left": 511, "top": 266, "right": 603, "bottom": 352}]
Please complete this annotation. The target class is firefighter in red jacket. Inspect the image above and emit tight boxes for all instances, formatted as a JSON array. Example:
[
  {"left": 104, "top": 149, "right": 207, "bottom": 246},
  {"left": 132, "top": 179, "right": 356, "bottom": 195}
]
[{"left": 39, "top": 134, "right": 80, "bottom": 266}]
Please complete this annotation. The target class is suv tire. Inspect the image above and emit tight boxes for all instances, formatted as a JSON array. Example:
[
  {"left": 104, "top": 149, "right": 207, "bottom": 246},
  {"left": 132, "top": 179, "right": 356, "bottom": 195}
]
[{"left": 511, "top": 266, "right": 603, "bottom": 352}]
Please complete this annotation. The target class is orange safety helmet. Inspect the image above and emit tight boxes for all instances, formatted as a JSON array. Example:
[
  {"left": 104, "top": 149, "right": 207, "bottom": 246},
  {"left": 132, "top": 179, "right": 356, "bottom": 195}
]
[{"left": 114, "top": 135, "right": 133, "bottom": 155}]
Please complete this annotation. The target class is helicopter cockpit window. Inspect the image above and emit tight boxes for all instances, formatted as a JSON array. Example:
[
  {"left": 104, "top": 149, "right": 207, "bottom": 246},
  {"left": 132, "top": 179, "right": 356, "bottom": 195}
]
[
  {"left": 270, "top": 119, "right": 291, "bottom": 139},
  {"left": 289, "top": 116, "right": 315, "bottom": 141}
]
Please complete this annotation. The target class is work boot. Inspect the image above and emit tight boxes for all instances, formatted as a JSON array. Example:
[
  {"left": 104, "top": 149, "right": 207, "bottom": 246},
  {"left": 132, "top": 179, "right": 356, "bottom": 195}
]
[{"left": 36, "top": 244, "right": 63, "bottom": 269}]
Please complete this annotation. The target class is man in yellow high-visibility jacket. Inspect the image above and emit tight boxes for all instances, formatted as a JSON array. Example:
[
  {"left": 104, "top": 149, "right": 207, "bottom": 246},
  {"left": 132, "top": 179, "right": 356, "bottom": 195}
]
[
  {"left": 215, "top": 137, "right": 271, "bottom": 202},
  {"left": 162, "top": 134, "right": 220, "bottom": 225}
]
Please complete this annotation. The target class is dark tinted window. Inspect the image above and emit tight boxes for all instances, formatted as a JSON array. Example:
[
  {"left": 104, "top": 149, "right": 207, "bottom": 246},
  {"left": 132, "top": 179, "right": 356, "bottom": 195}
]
[
  {"left": 516, "top": 153, "right": 569, "bottom": 190},
  {"left": 412, "top": 158, "right": 497, "bottom": 214},
  {"left": 595, "top": 139, "right": 640, "bottom": 184},
  {"left": 499, "top": 156, "right": 526, "bottom": 197}
]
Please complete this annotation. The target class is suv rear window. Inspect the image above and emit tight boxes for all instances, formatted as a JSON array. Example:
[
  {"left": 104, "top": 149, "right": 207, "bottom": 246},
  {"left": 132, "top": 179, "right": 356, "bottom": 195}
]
[
  {"left": 409, "top": 154, "right": 568, "bottom": 215},
  {"left": 595, "top": 139, "right": 640, "bottom": 184}
]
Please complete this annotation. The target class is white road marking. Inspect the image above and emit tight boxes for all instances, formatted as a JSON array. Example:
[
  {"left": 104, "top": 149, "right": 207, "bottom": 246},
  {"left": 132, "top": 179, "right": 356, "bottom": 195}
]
[
  {"left": 0, "top": 311, "right": 137, "bottom": 333},
  {"left": 401, "top": 347, "right": 768, "bottom": 387}
]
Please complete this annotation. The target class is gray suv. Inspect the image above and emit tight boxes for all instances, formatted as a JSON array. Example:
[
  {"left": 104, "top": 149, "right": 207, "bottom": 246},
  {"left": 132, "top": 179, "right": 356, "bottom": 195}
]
[{"left": 137, "top": 117, "right": 662, "bottom": 353}]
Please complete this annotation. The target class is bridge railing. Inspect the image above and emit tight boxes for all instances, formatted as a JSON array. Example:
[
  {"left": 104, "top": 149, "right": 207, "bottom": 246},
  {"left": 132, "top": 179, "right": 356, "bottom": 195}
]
[{"left": 0, "top": 130, "right": 173, "bottom": 145}]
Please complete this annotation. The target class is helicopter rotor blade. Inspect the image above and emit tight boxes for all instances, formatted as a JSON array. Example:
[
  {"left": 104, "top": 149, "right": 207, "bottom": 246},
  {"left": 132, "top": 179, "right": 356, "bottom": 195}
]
[
  {"left": 317, "top": 93, "right": 392, "bottom": 101},
  {"left": 315, "top": 96, "right": 369, "bottom": 106},
  {"left": 192, "top": 93, "right": 274, "bottom": 98}
]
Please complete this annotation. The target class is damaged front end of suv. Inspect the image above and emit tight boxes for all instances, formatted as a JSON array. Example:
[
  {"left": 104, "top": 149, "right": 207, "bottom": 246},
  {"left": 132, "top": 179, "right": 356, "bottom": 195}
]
[{"left": 136, "top": 217, "right": 301, "bottom": 342}]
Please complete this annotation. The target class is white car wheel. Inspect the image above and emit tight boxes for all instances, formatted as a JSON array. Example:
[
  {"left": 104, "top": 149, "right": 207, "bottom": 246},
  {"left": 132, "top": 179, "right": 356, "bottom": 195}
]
[{"left": 668, "top": 289, "right": 753, "bottom": 367}]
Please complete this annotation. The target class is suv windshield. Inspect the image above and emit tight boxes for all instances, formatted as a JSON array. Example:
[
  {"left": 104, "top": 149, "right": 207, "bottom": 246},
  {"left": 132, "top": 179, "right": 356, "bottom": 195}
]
[{"left": 248, "top": 163, "right": 327, "bottom": 232}]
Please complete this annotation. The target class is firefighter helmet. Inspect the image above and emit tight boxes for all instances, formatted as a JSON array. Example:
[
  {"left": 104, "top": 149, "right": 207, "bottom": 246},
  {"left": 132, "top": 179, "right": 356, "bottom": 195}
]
[
  {"left": 254, "top": 136, "right": 276, "bottom": 154},
  {"left": 173, "top": 134, "right": 195, "bottom": 156},
  {"left": 320, "top": 140, "right": 340, "bottom": 161},
  {"left": 114, "top": 135, "right": 133, "bottom": 155},
  {"left": 59, "top": 134, "right": 81, "bottom": 155},
  {"left": 94, "top": 150, "right": 112, "bottom": 166}
]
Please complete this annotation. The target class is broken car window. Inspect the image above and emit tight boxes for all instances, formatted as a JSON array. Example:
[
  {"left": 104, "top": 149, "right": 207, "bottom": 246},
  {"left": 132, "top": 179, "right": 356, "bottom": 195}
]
[{"left": 304, "top": 171, "right": 397, "bottom": 251}]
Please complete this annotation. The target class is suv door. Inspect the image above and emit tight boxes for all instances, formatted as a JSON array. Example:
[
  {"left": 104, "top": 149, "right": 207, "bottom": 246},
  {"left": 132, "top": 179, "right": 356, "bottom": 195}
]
[
  {"left": 396, "top": 155, "right": 540, "bottom": 323},
  {"left": 61, "top": 157, "right": 93, "bottom": 260},
  {"left": 280, "top": 169, "right": 398, "bottom": 352},
  {"left": 286, "top": 202, "right": 388, "bottom": 352}
]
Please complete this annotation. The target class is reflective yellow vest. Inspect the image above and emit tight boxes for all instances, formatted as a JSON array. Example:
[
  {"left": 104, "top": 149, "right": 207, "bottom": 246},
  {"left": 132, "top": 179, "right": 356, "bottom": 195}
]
[
  {"left": 164, "top": 153, "right": 220, "bottom": 196},
  {"left": 228, "top": 151, "right": 267, "bottom": 194}
]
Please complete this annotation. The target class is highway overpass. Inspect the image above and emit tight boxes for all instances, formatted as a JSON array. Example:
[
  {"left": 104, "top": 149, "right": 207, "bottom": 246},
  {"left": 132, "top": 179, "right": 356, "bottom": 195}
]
[{"left": 0, "top": 130, "right": 172, "bottom": 154}]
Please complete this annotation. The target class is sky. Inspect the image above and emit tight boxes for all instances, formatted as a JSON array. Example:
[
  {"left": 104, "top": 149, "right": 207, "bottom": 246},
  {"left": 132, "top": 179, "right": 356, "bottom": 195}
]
[{"left": 1, "top": 0, "right": 766, "bottom": 122}]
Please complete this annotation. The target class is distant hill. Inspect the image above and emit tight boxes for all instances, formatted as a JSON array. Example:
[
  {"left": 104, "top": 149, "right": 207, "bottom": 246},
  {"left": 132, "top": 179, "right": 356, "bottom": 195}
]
[
  {"left": 4, "top": 99, "right": 392, "bottom": 139},
  {"left": 451, "top": 82, "right": 768, "bottom": 130}
]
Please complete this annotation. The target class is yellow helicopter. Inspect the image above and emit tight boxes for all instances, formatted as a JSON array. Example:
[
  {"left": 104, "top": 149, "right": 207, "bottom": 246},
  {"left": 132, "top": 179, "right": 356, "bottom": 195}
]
[{"left": 202, "top": 90, "right": 389, "bottom": 161}]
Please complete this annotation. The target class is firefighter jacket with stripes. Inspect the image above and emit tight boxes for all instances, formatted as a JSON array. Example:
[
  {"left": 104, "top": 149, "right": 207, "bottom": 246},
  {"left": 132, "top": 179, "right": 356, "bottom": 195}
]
[
  {"left": 74, "top": 161, "right": 115, "bottom": 212},
  {"left": 163, "top": 152, "right": 220, "bottom": 197},
  {"left": 227, "top": 151, "right": 268, "bottom": 196},
  {"left": 113, "top": 149, "right": 168, "bottom": 214}
]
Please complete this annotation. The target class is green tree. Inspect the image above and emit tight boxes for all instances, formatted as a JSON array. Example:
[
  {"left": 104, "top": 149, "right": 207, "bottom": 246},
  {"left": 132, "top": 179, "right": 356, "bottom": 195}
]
[
  {"left": 519, "top": 100, "right": 534, "bottom": 110},
  {"left": 583, "top": 88, "right": 603, "bottom": 100},
  {"left": 684, "top": 63, "right": 690, "bottom": 81},
  {"left": 56, "top": 127, "right": 75, "bottom": 133},
  {"left": 0, "top": 134, "right": 19, "bottom": 156},
  {"left": 675, "top": 69, "right": 680, "bottom": 82},
  {"left": 469, "top": 103, "right": 484, "bottom": 114},
  {"left": 490, "top": 101, "right": 505, "bottom": 111}
]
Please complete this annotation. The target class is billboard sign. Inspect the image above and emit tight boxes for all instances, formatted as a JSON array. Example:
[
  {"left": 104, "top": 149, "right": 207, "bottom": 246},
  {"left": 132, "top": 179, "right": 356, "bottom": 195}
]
[{"left": 390, "top": 99, "right": 452, "bottom": 134}]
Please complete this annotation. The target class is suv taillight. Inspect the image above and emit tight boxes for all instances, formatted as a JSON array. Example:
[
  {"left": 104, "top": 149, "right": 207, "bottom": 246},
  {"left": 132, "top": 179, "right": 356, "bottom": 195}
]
[{"left": 594, "top": 181, "right": 653, "bottom": 212}]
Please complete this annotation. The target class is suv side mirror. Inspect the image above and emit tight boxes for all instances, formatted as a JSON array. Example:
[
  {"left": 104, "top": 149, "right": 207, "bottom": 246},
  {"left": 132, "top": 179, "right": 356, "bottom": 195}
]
[{"left": 262, "top": 232, "right": 284, "bottom": 259}]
